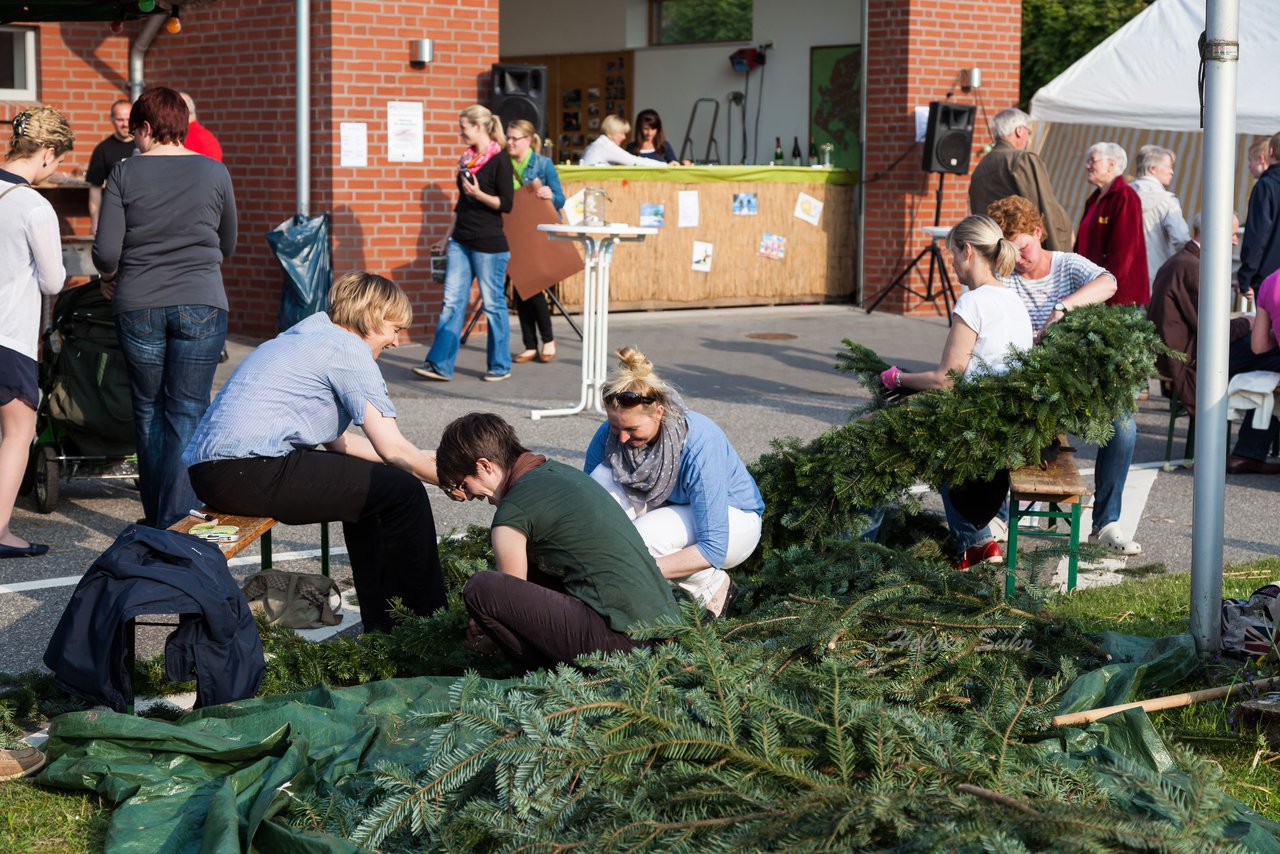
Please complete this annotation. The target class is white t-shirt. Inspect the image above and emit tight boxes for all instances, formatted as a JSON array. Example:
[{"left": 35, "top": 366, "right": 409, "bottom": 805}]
[
  {"left": 0, "top": 178, "right": 65, "bottom": 360},
  {"left": 952, "top": 284, "right": 1034, "bottom": 377}
]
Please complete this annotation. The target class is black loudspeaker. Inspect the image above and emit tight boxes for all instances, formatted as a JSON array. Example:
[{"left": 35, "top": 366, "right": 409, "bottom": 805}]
[
  {"left": 490, "top": 63, "right": 547, "bottom": 139},
  {"left": 921, "top": 101, "right": 976, "bottom": 174}
]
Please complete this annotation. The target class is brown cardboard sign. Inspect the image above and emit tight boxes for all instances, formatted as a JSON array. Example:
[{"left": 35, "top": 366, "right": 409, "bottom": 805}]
[{"left": 503, "top": 183, "right": 584, "bottom": 300}]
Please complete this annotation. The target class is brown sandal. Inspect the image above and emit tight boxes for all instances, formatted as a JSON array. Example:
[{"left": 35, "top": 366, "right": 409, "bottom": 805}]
[{"left": 513, "top": 351, "right": 538, "bottom": 363}]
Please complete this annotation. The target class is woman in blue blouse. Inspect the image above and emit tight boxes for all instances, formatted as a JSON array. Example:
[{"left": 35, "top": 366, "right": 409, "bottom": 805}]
[
  {"left": 584, "top": 347, "right": 764, "bottom": 618},
  {"left": 185, "top": 272, "right": 449, "bottom": 633},
  {"left": 506, "top": 119, "right": 565, "bottom": 364}
]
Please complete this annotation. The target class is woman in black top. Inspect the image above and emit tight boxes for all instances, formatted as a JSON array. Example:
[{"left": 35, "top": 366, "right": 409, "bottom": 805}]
[
  {"left": 414, "top": 105, "right": 515, "bottom": 383},
  {"left": 627, "top": 108, "right": 679, "bottom": 164}
]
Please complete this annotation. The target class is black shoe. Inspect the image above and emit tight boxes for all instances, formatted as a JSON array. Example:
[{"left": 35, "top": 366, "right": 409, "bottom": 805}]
[{"left": 0, "top": 542, "right": 49, "bottom": 558}]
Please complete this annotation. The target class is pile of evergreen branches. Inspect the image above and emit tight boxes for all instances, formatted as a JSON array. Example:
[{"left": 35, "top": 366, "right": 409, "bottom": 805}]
[
  {"left": 753, "top": 304, "right": 1166, "bottom": 549},
  {"left": 299, "top": 540, "right": 1267, "bottom": 852},
  {"left": 259, "top": 305, "right": 1268, "bottom": 851}
]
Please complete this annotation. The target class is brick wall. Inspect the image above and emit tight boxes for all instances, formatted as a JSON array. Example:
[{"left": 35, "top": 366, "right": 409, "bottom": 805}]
[
  {"left": 1, "top": 21, "right": 130, "bottom": 236},
  {"left": 863, "top": 0, "right": 1021, "bottom": 316},
  {"left": 142, "top": 0, "right": 500, "bottom": 338}
]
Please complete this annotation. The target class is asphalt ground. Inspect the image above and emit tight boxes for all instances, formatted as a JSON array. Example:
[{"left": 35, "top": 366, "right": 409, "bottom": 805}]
[{"left": 3, "top": 303, "right": 1277, "bottom": 674}]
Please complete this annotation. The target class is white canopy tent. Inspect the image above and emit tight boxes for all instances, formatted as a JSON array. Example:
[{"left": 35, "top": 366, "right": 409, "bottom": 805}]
[{"left": 1023, "top": 0, "right": 1279, "bottom": 223}]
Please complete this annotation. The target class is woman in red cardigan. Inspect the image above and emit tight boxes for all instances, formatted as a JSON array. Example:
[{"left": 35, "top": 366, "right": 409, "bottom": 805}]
[{"left": 1075, "top": 142, "right": 1149, "bottom": 305}]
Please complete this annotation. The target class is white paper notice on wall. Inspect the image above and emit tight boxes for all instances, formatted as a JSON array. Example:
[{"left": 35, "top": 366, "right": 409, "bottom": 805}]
[
  {"left": 691, "top": 240, "right": 713, "bottom": 273},
  {"left": 794, "top": 192, "right": 823, "bottom": 226},
  {"left": 678, "top": 190, "right": 700, "bottom": 228},
  {"left": 340, "top": 123, "right": 368, "bottom": 167},
  {"left": 914, "top": 105, "right": 930, "bottom": 143},
  {"left": 387, "top": 101, "right": 424, "bottom": 163}
]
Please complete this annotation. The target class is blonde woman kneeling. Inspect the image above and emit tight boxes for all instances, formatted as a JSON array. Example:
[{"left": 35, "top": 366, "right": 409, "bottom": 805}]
[{"left": 585, "top": 348, "right": 763, "bottom": 618}]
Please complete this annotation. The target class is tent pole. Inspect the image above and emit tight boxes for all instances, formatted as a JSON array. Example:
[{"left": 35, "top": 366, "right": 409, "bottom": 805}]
[
  {"left": 296, "top": 0, "right": 311, "bottom": 217},
  {"left": 1190, "top": 0, "right": 1239, "bottom": 656}
]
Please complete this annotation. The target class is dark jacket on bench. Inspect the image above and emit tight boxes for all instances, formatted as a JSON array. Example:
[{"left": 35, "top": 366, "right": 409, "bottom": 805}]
[{"left": 44, "top": 525, "right": 264, "bottom": 712}]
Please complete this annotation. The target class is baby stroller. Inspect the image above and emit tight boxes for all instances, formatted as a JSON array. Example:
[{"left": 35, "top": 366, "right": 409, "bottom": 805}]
[{"left": 18, "top": 280, "right": 136, "bottom": 512}]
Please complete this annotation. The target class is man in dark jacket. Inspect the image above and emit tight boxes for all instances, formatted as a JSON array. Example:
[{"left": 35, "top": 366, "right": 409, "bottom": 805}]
[
  {"left": 1239, "top": 132, "right": 1280, "bottom": 300},
  {"left": 969, "top": 107, "right": 1074, "bottom": 251},
  {"left": 1148, "top": 213, "right": 1280, "bottom": 473}
]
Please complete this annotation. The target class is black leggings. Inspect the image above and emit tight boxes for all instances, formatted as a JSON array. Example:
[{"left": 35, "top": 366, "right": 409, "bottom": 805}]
[
  {"left": 189, "top": 451, "right": 446, "bottom": 633},
  {"left": 513, "top": 289, "right": 554, "bottom": 350}
]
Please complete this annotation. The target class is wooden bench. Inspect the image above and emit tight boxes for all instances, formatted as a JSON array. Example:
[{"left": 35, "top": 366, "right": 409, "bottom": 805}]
[
  {"left": 167, "top": 508, "right": 331, "bottom": 576},
  {"left": 1005, "top": 437, "right": 1089, "bottom": 596}
]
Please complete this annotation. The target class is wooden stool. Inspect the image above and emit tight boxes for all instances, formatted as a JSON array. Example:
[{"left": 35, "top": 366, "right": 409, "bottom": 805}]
[{"left": 1005, "top": 438, "right": 1089, "bottom": 596}]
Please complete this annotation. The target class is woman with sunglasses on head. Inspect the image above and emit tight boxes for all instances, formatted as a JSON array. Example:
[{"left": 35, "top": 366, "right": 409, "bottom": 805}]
[
  {"left": 505, "top": 119, "right": 564, "bottom": 365},
  {"left": 414, "top": 105, "right": 515, "bottom": 383},
  {"left": 0, "top": 106, "right": 74, "bottom": 561},
  {"left": 585, "top": 347, "right": 764, "bottom": 618}
]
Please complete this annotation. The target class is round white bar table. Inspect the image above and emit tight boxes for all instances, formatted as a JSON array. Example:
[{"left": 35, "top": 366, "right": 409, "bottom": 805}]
[{"left": 531, "top": 223, "right": 657, "bottom": 420}]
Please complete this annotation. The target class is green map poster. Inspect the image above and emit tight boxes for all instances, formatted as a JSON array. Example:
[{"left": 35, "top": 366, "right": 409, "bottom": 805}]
[{"left": 810, "top": 44, "right": 861, "bottom": 175}]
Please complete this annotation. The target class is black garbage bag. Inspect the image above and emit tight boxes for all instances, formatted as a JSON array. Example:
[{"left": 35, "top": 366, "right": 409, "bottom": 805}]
[{"left": 266, "top": 212, "right": 331, "bottom": 332}]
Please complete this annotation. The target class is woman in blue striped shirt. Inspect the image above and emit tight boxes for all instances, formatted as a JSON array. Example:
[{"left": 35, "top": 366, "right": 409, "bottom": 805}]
[{"left": 184, "top": 273, "right": 449, "bottom": 633}]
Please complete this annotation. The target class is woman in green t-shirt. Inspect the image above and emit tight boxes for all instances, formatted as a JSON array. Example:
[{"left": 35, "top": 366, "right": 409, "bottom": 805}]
[{"left": 437, "top": 412, "right": 679, "bottom": 671}]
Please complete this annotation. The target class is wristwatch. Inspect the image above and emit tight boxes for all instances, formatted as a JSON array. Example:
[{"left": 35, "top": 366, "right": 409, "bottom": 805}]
[{"left": 1053, "top": 301, "right": 1069, "bottom": 313}]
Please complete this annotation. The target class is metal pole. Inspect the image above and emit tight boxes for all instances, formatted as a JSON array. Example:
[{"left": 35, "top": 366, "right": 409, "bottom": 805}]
[
  {"left": 1190, "top": 0, "right": 1239, "bottom": 655},
  {"left": 296, "top": 0, "right": 310, "bottom": 217},
  {"left": 128, "top": 14, "right": 166, "bottom": 102}
]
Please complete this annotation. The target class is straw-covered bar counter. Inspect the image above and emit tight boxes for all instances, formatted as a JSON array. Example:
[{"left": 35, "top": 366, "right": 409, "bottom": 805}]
[{"left": 551, "top": 165, "right": 856, "bottom": 311}]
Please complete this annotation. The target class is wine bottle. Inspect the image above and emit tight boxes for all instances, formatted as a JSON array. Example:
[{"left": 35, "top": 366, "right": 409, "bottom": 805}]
[
  {"left": 791, "top": 136, "right": 803, "bottom": 166},
  {"left": 773, "top": 137, "right": 784, "bottom": 166},
  {"left": 808, "top": 136, "right": 817, "bottom": 166}
]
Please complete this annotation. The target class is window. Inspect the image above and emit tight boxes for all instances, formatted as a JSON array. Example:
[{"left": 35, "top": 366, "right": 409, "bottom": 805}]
[
  {"left": 650, "top": 0, "right": 752, "bottom": 47},
  {"left": 0, "top": 26, "right": 37, "bottom": 101}
]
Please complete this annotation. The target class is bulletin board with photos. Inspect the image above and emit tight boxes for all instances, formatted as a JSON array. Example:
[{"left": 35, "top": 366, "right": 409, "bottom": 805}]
[{"left": 499, "top": 50, "right": 634, "bottom": 165}]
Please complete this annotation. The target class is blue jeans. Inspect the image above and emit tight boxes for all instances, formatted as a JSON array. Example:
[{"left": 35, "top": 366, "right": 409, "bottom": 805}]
[
  {"left": 116, "top": 305, "right": 227, "bottom": 528},
  {"left": 939, "top": 483, "right": 993, "bottom": 557},
  {"left": 1092, "top": 412, "right": 1135, "bottom": 533},
  {"left": 424, "top": 239, "right": 511, "bottom": 377}
]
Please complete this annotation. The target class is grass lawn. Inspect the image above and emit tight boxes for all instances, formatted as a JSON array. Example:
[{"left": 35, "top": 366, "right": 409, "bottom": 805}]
[
  {"left": 1045, "top": 558, "right": 1280, "bottom": 820},
  {"left": 2, "top": 560, "right": 1278, "bottom": 852}
]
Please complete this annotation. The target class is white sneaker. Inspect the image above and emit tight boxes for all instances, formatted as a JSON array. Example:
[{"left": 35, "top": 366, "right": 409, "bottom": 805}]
[
  {"left": 987, "top": 517, "right": 1008, "bottom": 544},
  {"left": 1089, "top": 521, "right": 1142, "bottom": 556}
]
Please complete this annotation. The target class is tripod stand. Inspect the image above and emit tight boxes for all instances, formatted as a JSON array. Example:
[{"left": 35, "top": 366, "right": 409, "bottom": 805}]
[
  {"left": 460, "top": 284, "right": 583, "bottom": 345},
  {"left": 865, "top": 172, "right": 958, "bottom": 326}
]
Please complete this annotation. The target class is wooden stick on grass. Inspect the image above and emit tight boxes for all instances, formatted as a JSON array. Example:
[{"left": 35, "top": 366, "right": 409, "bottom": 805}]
[{"left": 1052, "top": 675, "right": 1280, "bottom": 728}]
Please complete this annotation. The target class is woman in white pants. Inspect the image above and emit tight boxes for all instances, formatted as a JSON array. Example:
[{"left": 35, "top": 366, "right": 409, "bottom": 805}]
[{"left": 585, "top": 347, "right": 764, "bottom": 618}]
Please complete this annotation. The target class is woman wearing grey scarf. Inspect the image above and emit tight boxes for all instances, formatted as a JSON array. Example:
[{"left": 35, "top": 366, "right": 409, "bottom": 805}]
[{"left": 585, "top": 347, "right": 765, "bottom": 619}]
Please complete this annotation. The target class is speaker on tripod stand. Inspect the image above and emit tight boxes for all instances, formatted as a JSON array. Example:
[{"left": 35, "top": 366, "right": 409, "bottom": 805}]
[{"left": 866, "top": 100, "right": 977, "bottom": 324}]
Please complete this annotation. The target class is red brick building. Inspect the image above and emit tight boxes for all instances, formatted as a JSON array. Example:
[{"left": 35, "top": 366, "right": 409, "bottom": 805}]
[{"left": 2, "top": 0, "right": 1020, "bottom": 336}]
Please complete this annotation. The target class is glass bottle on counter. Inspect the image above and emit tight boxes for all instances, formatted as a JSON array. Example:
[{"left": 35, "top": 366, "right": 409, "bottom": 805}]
[
  {"left": 791, "top": 136, "right": 803, "bottom": 166},
  {"left": 773, "top": 137, "right": 784, "bottom": 166},
  {"left": 808, "top": 137, "right": 817, "bottom": 166}
]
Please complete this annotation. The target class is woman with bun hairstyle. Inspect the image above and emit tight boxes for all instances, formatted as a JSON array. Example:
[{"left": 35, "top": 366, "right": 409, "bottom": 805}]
[
  {"left": 585, "top": 347, "right": 764, "bottom": 618},
  {"left": 0, "top": 106, "right": 74, "bottom": 559},
  {"left": 877, "top": 215, "right": 1032, "bottom": 569},
  {"left": 505, "top": 118, "right": 564, "bottom": 364},
  {"left": 415, "top": 104, "right": 515, "bottom": 383}
]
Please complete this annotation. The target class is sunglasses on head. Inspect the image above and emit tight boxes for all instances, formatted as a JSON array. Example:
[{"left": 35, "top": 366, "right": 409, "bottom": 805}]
[{"left": 603, "top": 391, "right": 656, "bottom": 408}]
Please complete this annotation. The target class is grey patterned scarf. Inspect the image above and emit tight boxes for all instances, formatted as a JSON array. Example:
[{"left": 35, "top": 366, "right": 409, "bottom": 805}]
[{"left": 603, "top": 390, "right": 689, "bottom": 514}]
